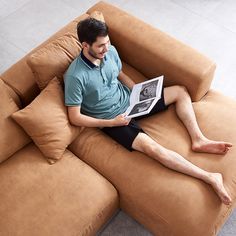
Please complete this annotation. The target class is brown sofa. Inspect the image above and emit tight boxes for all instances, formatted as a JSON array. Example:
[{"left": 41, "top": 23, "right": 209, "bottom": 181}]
[{"left": 1, "top": 1, "right": 236, "bottom": 235}]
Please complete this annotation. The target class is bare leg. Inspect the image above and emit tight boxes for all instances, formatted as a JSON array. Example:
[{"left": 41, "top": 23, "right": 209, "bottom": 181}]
[
  {"left": 132, "top": 132, "right": 232, "bottom": 205},
  {"left": 164, "top": 86, "right": 233, "bottom": 154}
]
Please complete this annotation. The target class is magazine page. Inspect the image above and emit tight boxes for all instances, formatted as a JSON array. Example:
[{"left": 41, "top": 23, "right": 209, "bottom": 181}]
[{"left": 125, "top": 75, "right": 163, "bottom": 119}]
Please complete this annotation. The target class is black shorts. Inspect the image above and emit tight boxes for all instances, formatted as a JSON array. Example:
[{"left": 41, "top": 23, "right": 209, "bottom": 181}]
[{"left": 101, "top": 87, "right": 168, "bottom": 151}]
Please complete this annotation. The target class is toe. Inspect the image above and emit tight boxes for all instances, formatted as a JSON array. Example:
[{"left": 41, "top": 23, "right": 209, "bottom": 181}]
[
  {"left": 223, "top": 142, "right": 233, "bottom": 147},
  {"left": 224, "top": 147, "right": 230, "bottom": 153},
  {"left": 226, "top": 143, "right": 233, "bottom": 147},
  {"left": 224, "top": 197, "right": 232, "bottom": 205}
]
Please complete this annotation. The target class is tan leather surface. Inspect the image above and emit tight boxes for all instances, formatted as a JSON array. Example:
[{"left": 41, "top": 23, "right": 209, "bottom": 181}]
[
  {"left": 87, "top": 1, "right": 216, "bottom": 102},
  {"left": 0, "top": 143, "right": 119, "bottom": 236},
  {"left": 0, "top": 77, "right": 22, "bottom": 107},
  {"left": 0, "top": 14, "right": 88, "bottom": 106},
  {"left": 0, "top": 79, "right": 30, "bottom": 163},
  {"left": 1, "top": 2, "right": 236, "bottom": 235},
  {"left": 122, "top": 61, "right": 147, "bottom": 84},
  {"left": 90, "top": 10, "right": 105, "bottom": 22},
  {"left": 69, "top": 90, "right": 236, "bottom": 236},
  {"left": 11, "top": 78, "right": 82, "bottom": 164},
  {"left": 27, "top": 34, "right": 82, "bottom": 90}
]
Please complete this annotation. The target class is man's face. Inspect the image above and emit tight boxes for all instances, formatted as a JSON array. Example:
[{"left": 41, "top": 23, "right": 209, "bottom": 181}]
[
  {"left": 143, "top": 85, "right": 156, "bottom": 97},
  {"left": 86, "top": 35, "right": 110, "bottom": 60}
]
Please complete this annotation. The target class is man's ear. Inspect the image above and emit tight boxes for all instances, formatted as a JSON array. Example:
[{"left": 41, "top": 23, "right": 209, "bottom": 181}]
[{"left": 82, "top": 42, "right": 90, "bottom": 49}]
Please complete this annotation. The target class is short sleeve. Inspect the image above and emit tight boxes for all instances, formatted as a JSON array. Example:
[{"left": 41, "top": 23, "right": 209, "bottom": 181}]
[
  {"left": 110, "top": 45, "right": 122, "bottom": 72},
  {"left": 64, "top": 75, "right": 83, "bottom": 106}
]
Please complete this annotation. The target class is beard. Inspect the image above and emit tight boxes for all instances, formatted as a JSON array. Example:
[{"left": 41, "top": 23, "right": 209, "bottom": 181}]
[{"left": 88, "top": 47, "right": 105, "bottom": 60}]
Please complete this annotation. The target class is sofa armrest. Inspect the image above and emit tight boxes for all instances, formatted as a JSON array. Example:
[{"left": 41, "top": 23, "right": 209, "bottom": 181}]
[{"left": 87, "top": 1, "right": 216, "bottom": 101}]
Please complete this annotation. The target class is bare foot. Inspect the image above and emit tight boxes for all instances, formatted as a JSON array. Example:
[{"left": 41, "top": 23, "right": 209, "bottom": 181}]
[
  {"left": 192, "top": 138, "right": 233, "bottom": 154},
  {"left": 207, "top": 173, "right": 232, "bottom": 205}
]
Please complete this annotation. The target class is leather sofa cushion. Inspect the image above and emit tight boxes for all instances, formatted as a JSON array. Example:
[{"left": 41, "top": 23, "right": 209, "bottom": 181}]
[
  {"left": 0, "top": 79, "right": 30, "bottom": 163},
  {"left": 87, "top": 1, "right": 216, "bottom": 102},
  {"left": 27, "top": 33, "right": 82, "bottom": 90},
  {"left": 90, "top": 10, "right": 105, "bottom": 22},
  {"left": 0, "top": 143, "right": 119, "bottom": 236},
  {"left": 122, "top": 61, "right": 147, "bottom": 84},
  {"left": 27, "top": 11, "right": 104, "bottom": 91},
  {"left": 12, "top": 78, "right": 82, "bottom": 164},
  {"left": 0, "top": 78, "right": 22, "bottom": 108},
  {"left": 69, "top": 90, "right": 236, "bottom": 236}
]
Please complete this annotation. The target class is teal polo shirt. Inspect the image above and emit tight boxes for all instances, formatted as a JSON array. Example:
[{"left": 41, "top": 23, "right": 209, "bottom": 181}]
[{"left": 64, "top": 45, "right": 131, "bottom": 119}]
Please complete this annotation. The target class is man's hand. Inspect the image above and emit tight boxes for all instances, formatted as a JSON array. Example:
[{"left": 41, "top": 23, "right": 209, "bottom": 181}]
[{"left": 111, "top": 113, "right": 131, "bottom": 127}]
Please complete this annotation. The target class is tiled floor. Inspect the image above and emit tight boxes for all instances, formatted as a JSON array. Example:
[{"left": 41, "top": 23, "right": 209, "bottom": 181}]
[{"left": 1, "top": 0, "right": 236, "bottom": 235}]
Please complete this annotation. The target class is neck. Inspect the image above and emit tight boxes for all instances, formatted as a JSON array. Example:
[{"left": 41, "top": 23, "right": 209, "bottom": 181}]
[{"left": 83, "top": 49, "right": 101, "bottom": 66}]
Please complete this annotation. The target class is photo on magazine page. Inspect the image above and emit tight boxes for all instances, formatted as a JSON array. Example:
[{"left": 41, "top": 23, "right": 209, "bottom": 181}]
[
  {"left": 127, "top": 99, "right": 155, "bottom": 116},
  {"left": 125, "top": 75, "right": 164, "bottom": 119},
  {"left": 139, "top": 80, "right": 159, "bottom": 101}
]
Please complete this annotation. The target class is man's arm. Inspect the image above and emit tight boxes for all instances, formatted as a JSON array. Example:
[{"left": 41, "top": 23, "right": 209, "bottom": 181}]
[
  {"left": 118, "top": 70, "right": 136, "bottom": 90},
  {"left": 68, "top": 106, "right": 130, "bottom": 128}
]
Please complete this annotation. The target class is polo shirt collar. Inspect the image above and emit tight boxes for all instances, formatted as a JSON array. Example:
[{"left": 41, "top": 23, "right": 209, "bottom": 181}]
[
  {"left": 80, "top": 49, "right": 107, "bottom": 69},
  {"left": 80, "top": 50, "right": 96, "bottom": 69}
]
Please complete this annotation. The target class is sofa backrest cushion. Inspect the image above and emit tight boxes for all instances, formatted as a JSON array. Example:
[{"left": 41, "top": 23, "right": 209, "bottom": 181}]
[
  {"left": 89, "top": 10, "right": 105, "bottom": 22},
  {"left": 87, "top": 1, "right": 216, "bottom": 101},
  {"left": 27, "top": 11, "right": 105, "bottom": 91},
  {"left": 27, "top": 33, "right": 82, "bottom": 90},
  {"left": 11, "top": 77, "right": 82, "bottom": 164},
  {"left": 0, "top": 79, "right": 31, "bottom": 163}
]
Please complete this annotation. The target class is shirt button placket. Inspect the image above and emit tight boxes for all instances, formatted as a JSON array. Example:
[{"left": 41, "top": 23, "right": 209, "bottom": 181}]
[{"left": 101, "top": 67, "right": 107, "bottom": 84}]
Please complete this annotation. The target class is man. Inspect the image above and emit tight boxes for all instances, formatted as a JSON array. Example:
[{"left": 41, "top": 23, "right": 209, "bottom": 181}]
[{"left": 64, "top": 18, "right": 232, "bottom": 205}]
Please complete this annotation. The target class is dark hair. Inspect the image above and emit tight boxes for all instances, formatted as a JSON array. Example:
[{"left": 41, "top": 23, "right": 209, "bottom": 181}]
[{"left": 77, "top": 18, "right": 109, "bottom": 45}]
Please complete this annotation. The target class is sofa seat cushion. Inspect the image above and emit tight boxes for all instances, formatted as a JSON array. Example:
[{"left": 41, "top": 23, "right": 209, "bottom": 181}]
[
  {"left": 68, "top": 90, "right": 236, "bottom": 236},
  {"left": 0, "top": 79, "right": 31, "bottom": 163},
  {"left": 0, "top": 143, "right": 118, "bottom": 236}
]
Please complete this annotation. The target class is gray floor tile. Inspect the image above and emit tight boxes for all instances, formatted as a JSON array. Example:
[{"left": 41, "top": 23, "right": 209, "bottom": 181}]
[
  {"left": 122, "top": 0, "right": 210, "bottom": 41},
  {"left": 0, "top": 0, "right": 30, "bottom": 20},
  {"left": 61, "top": 0, "right": 127, "bottom": 11},
  {"left": 218, "top": 209, "right": 236, "bottom": 236},
  {"left": 0, "top": 0, "right": 79, "bottom": 53},
  {"left": 0, "top": 37, "right": 25, "bottom": 73},
  {"left": 99, "top": 210, "right": 153, "bottom": 236},
  {"left": 207, "top": 0, "right": 236, "bottom": 33},
  {"left": 171, "top": 0, "right": 223, "bottom": 17},
  {"left": 183, "top": 20, "right": 236, "bottom": 99},
  {"left": 121, "top": 0, "right": 204, "bottom": 42}
]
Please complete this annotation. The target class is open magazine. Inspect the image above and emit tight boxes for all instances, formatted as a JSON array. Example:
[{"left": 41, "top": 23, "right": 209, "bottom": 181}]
[{"left": 125, "top": 75, "right": 164, "bottom": 119}]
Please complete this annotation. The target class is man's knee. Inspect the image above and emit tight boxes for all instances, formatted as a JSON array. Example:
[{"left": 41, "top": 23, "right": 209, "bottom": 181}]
[
  {"left": 132, "top": 133, "right": 154, "bottom": 153},
  {"left": 176, "top": 85, "right": 189, "bottom": 101},
  {"left": 140, "top": 140, "right": 157, "bottom": 156},
  {"left": 164, "top": 85, "right": 190, "bottom": 105}
]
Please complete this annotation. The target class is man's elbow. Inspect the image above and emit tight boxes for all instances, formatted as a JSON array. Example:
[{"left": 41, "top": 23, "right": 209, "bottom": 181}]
[
  {"left": 67, "top": 106, "right": 83, "bottom": 126},
  {"left": 68, "top": 114, "right": 76, "bottom": 126},
  {"left": 68, "top": 112, "right": 82, "bottom": 126}
]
